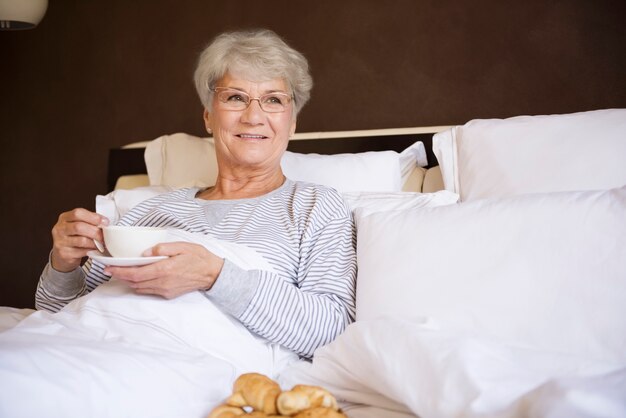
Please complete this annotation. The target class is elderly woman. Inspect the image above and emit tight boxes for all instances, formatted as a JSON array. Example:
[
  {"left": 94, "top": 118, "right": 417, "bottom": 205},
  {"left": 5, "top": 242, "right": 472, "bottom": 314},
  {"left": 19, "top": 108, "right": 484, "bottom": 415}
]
[{"left": 36, "top": 29, "right": 356, "bottom": 360}]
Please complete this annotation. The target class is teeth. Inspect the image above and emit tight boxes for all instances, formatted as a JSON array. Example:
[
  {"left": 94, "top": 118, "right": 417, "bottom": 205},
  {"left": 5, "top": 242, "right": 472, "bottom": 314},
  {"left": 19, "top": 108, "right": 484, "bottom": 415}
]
[{"left": 239, "top": 134, "right": 265, "bottom": 139}]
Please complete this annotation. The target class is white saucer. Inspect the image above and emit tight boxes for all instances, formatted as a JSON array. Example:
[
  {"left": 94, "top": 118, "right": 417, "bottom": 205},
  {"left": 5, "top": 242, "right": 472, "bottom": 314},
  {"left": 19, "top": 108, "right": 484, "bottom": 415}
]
[{"left": 87, "top": 251, "right": 168, "bottom": 267}]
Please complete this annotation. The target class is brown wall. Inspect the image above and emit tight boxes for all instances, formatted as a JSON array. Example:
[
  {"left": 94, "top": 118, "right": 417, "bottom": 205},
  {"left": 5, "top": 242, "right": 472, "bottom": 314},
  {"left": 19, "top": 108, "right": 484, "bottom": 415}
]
[{"left": 1, "top": 0, "right": 625, "bottom": 308}]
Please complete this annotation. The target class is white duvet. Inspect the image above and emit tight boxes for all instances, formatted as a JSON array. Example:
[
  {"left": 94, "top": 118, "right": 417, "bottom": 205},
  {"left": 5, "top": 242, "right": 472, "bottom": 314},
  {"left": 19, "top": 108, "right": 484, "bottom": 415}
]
[{"left": 0, "top": 232, "right": 299, "bottom": 418}]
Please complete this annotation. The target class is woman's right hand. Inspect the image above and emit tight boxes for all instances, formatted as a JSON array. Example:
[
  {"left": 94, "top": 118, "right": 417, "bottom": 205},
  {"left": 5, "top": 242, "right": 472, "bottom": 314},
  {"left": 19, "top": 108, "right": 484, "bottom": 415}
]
[{"left": 50, "top": 208, "right": 109, "bottom": 272}]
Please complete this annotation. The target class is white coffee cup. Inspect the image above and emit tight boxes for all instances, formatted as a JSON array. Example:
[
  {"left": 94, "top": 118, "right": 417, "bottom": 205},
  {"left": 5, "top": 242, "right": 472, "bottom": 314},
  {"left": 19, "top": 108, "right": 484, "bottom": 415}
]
[{"left": 103, "top": 226, "right": 169, "bottom": 258}]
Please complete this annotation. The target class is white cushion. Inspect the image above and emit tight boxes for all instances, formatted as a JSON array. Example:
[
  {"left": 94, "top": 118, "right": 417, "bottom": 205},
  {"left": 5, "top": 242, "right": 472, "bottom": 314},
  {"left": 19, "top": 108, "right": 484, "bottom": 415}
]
[
  {"left": 433, "top": 109, "right": 626, "bottom": 201},
  {"left": 342, "top": 190, "right": 458, "bottom": 219},
  {"left": 96, "top": 186, "right": 172, "bottom": 225},
  {"left": 354, "top": 186, "right": 626, "bottom": 363},
  {"left": 280, "top": 150, "right": 402, "bottom": 192},
  {"left": 143, "top": 133, "right": 428, "bottom": 192}
]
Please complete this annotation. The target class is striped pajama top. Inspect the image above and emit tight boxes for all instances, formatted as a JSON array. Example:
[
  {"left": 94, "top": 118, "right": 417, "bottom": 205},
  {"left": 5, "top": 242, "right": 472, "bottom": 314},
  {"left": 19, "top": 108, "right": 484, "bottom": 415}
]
[{"left": 36, "top": 179, "right": 357, "bottom": 359}]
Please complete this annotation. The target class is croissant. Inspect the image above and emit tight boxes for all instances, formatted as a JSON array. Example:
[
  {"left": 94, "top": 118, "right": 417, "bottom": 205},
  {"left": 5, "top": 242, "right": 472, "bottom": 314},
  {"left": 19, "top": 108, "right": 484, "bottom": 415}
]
[
  {"left": 226, "top": 373, "right": 281, "bottom": 415},
  {"left": 277, "top": 385, "right": 339, "bottom": 416},
  {"left": 292, "top": 407, "right": 347, "bottom": 418},
  {"left": 246, "top": 412, "right": 283, "bottom": 418},
  {"left": 206, "top": 404, "right": 245, "bottom": 418}
]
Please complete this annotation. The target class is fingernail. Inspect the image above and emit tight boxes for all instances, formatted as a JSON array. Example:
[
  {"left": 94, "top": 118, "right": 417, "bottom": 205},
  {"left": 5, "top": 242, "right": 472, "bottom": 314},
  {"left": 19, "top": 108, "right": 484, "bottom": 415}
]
[
  {"left": 103, "top": 269, "right": 112, "bottom": 276},
  {"left": 100, "top": 217, "right": 110, "bottom": 226}
]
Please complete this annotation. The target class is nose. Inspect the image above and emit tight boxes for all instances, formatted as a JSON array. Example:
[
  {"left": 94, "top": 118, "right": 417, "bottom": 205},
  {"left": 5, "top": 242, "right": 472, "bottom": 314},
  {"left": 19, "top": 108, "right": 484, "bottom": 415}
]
[{"left": 240, "top": 98, "right": 265, "bottom": 124}]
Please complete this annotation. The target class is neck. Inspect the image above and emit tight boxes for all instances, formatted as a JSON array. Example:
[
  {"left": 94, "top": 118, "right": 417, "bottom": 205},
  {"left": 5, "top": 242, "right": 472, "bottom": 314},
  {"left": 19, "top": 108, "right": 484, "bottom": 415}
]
[{"left": 197, "top": 169, "right": 286, "bottom": 200}]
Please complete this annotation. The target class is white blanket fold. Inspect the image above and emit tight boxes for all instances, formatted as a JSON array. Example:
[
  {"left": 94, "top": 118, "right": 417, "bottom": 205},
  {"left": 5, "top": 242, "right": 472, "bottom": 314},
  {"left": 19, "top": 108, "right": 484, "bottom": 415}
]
[
  {"left": 279, "top": 318, "right": 626, "bottom": 418},
  {"left": 0, "top": 232, "right": 298, "bottom": 418}
]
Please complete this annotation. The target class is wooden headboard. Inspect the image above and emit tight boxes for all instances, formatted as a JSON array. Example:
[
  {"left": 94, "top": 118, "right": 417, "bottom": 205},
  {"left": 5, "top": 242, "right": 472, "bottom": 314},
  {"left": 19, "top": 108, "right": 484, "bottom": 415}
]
[{"left": 107, "top": 126, "right": 451, "bottom": 191}]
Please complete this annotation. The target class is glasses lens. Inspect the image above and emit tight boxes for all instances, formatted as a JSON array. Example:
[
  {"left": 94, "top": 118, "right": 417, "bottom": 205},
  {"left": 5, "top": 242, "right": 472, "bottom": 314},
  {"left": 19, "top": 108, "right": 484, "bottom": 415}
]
[
  {"left": 216, "top": 89, "right": 249, "bottom": 110},
  {"left": 214, "top": 88, "right": 292, "bottom": 113},
  {"left": 259, "top": 93, "right": 291, "bottom": 112}
]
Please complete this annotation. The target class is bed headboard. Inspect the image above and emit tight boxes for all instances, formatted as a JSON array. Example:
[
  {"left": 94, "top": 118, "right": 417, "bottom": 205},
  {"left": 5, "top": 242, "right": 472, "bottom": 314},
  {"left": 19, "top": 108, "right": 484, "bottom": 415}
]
[{"left": 107, "top": 126, "right": 451, "bottom": 191}]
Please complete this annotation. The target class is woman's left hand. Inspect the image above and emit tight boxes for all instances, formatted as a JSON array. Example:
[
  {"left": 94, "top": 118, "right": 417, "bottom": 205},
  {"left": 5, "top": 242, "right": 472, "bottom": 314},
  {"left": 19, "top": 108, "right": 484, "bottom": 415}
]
[{"left": 103, "top": 242, "right": 225, "bottom": 299}]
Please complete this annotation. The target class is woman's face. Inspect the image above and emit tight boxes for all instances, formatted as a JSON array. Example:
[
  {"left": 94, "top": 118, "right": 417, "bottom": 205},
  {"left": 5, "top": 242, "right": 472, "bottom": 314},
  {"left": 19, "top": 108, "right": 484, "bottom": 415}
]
[{"left": 204, "top": 73, "right": 296, "bottom": 174}]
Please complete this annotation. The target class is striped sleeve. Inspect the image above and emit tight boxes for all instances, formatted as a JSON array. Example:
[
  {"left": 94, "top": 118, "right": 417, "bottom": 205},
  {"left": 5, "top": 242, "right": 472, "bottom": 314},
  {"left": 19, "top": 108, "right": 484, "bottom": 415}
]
[
  {"left": 35, "top": 258, "right": 112, "bottom": 313},
  {"left": 35, "top": 263, "right": 87, "bottom": 312}
]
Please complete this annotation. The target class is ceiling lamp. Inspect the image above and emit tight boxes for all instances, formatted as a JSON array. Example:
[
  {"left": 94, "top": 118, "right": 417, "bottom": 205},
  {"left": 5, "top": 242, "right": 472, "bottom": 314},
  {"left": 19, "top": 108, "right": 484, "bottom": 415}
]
[{"left": 0, "top": 0, "right": 48, "bottom": 30}]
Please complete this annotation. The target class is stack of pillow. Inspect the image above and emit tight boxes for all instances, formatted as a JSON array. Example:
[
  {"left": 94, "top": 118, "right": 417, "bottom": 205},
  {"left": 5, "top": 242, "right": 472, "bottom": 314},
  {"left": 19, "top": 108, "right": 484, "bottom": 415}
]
[{"left": 355, "top": 108, "right": 626, "bottom": 364}]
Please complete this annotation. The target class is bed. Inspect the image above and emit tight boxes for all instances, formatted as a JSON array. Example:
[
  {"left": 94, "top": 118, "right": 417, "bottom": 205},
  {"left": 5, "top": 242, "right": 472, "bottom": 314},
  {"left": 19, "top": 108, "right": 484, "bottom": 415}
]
[{"left": 1, "top": 108, "right": 625, "bottom": 418}]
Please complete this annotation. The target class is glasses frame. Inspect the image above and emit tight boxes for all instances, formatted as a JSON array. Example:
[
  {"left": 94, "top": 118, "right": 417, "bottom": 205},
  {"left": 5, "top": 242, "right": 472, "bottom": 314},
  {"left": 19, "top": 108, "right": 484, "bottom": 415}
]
[{"left": 209, "top": 86, "right": 294, "bottom": 113}]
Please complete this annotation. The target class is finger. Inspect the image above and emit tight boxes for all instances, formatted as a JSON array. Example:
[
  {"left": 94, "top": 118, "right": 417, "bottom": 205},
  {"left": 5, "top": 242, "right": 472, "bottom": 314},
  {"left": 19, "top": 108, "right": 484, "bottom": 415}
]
[
  {"left": 52, "top": 246, "right": 92, "bottom": 262},
  {"left": 54, "top": 213, "right": 108, "bottom": 245},
  {"left": 129, "top": 277, "right": 164, "bottom": 291},
  {"left": 132, "top": 282, "right": 181, "bottom": 300},
  {"left": 116, "top": 273, "right": 174, "bottom": 298},
  {"left": 66, "top": 222, "right": 105, "bottom": 242},
  {"left": 104, "top": 265, "right": 145, "bottom": 282},
  {"left": 105, "top": 261, "right": 169, "bottom": 282},
  {"left": 133, "top": 286, "right": 158, "bottom": 295},
  {"left": 60, "top": 208, "right": 109, "bottom": 227},
  {"left": 53, "top": 226, "right": 101, "bottom": 251},
  {"left": 52, "top": 236, "right": 98, "bottom": 259},
  {"left": 143, "top": 242, "right": 201, "bottom": 257},
  {"left": 62, "top": 235, "right": 100, "bottom": 250}
]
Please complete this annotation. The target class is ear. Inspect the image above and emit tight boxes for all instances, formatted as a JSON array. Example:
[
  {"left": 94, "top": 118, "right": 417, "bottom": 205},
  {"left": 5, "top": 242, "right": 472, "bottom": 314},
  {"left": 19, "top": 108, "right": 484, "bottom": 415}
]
[
  {"left": 203, "top": 109, "right": 213, "bottom": 134},
  {"left": 289, "top": 117, "right": 297, "bottom": 137}
]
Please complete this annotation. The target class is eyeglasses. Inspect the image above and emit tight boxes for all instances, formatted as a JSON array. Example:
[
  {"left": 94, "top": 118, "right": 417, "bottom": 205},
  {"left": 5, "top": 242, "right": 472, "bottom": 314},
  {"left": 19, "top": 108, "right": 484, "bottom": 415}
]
[{"left": 211, "top": 87, "right": 294, "bottom": 113}]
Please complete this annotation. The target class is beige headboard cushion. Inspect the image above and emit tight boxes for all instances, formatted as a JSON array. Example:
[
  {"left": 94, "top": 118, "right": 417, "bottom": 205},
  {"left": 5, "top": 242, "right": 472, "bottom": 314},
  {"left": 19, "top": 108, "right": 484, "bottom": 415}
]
[
  {"left": 422, "top": 166, "right": 444, "bottom": 193},
  {"left": 114, "top": 174, "right": 150, "bottom": 190},
  {"left": 401, "top": 167, "right": 426, "bottom": 192}
]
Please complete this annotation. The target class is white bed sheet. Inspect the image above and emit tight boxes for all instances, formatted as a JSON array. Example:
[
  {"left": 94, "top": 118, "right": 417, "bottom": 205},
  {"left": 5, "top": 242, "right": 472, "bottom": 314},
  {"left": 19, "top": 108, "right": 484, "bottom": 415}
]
[{"left": 0, "top": 306, "right": 33, "bottom": 332}]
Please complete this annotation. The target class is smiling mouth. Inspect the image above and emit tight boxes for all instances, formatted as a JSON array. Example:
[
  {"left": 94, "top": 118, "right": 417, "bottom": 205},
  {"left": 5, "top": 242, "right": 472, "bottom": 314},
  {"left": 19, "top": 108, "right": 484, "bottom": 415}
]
[{"left": 237, "top": 134, "right": 268, "bottom": 140}]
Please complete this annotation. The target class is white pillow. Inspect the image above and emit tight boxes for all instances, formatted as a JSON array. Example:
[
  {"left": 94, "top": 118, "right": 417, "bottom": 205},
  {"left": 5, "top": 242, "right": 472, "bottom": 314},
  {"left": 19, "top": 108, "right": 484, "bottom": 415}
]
[
  {"left": 281, "top": 150, "right": 402, "bottom": 192},
  {"left": 342, "top": 190, "right": 458, "bottom": 219},
  {"left": 144, "top": 133, "right": 428, "bottom": 192},
  {"left": 433, "top": 109, "right": 626, "bottom": 201},
  {"left": 355, "top": 186, "right": 626, "bottom": 363},
  {"left": 96, "top": 186, "right": 172, "bottom": 225}
]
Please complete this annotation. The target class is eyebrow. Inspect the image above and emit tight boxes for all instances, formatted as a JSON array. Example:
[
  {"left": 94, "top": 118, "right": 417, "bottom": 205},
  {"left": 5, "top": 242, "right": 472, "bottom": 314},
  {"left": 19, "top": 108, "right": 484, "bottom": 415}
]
[{"left": 220, "top": 86, "right": 289, "bottom": 95}]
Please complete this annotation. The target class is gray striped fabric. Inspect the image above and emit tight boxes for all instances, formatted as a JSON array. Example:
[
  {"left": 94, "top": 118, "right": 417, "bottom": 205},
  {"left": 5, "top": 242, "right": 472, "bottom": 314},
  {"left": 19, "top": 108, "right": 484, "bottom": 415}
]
[{"left": 36, "top": 179, "right": 357, "bottom": 358}]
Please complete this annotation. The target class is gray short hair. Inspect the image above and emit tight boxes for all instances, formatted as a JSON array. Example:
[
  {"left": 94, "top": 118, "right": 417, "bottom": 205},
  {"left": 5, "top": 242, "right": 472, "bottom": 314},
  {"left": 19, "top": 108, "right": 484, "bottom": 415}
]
[{"left": 193, "top": 29, "right": 313, "bottom": 116}]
